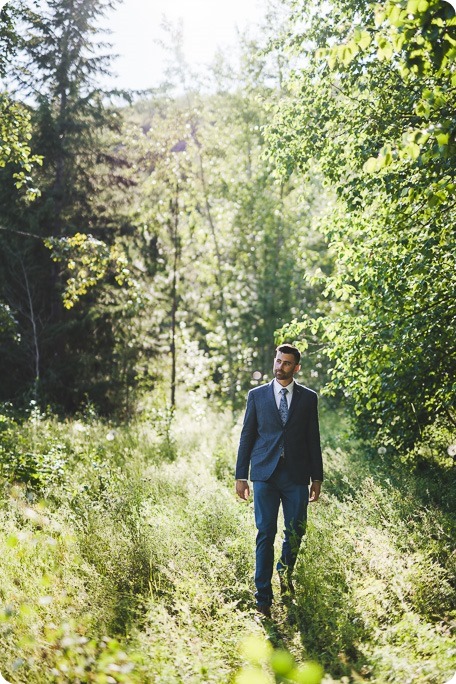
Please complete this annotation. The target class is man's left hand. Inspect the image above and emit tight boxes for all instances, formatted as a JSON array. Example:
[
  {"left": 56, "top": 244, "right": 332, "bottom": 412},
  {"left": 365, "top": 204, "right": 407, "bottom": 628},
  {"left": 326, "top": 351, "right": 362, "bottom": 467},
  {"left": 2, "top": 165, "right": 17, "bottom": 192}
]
[{"left": 309, "top": 480, "right": 321, "bottom": 502}]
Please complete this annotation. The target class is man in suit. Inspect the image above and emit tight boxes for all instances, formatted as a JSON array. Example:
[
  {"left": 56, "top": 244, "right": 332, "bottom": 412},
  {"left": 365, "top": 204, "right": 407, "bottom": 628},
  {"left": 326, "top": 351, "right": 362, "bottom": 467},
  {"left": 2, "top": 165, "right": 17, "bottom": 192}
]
[{"left": 235, "top": 344, "right": 323, "bottom": 617}]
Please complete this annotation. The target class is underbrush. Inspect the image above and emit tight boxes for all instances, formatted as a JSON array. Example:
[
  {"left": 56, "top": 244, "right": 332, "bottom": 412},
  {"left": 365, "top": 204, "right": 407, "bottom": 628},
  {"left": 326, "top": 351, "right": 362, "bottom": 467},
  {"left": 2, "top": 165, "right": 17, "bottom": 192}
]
[
  {"left": 0, "top": 403, "right": 260, "bottom": 683},
  {"left": 291, "top": 477, "right": 455, "bottom": 682},
  {"left": 0, "top": 400, "right": 454, "bottom": 683}
]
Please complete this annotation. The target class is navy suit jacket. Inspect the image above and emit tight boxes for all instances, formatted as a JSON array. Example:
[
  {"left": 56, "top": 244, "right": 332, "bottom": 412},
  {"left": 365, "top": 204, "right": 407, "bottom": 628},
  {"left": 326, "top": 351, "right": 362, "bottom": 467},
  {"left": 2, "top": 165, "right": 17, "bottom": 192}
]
[{"left": 235, "top": 380, "right": 323, "bottom": 485}]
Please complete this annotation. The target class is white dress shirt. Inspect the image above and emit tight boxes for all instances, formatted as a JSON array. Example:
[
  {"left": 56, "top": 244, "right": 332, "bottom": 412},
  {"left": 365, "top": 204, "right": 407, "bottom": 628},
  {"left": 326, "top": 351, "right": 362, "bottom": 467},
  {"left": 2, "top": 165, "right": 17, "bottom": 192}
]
[{"left": 273, "top": 378, "right": 294, "bottom": 409}]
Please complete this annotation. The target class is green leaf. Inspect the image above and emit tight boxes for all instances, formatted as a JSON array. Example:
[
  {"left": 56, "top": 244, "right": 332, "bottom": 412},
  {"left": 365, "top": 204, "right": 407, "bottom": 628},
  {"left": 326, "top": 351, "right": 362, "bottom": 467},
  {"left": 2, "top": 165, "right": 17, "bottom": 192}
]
[
  {"left": 377, "top": 39, "right": 394, "bottom": 60},
  {"left": 436, "top": 132, "right": 449, "bottom": 146},
  {"left": 342, "top": 43, "right": 359, "bottom": 66},
  {"left": 415, "top": 100, "right": 431, "bottom": 118},
  {"left": 363, "top": 157, "right": 378, "bottom": 173},
  {"left": 383, "top": 149, "right": 394, "bottom": 166},
  {"left": 375, "top": 8, "right": 387, "bottom": 26},
  {"left": 270, "top": 650, "right": 295, "bottom": 676},
  {"left": 358, "top": 31, "right": 372, "bottom": 50},
  {"left": 392, "top": 32, "right": 406, "bottom": 52},
  {"left": 388, "top": 4, "right": 405, "bottom": 27},
  {"left": 404, "top": 142, "right": 421, "bottom": 159}
]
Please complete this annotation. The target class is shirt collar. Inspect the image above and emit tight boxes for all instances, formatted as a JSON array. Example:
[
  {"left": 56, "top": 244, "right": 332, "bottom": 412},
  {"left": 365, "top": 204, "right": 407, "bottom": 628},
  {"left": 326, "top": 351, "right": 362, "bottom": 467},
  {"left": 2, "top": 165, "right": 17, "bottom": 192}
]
[{"left": 273, "top": 378, "right": 295, "bottom": 396}]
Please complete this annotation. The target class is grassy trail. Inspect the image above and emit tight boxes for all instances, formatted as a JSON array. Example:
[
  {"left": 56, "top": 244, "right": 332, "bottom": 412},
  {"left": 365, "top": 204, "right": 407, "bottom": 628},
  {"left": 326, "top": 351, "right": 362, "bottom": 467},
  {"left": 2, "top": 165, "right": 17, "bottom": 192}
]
[{"left": 0, "top": 402, "right": 455, "bottom": 683}]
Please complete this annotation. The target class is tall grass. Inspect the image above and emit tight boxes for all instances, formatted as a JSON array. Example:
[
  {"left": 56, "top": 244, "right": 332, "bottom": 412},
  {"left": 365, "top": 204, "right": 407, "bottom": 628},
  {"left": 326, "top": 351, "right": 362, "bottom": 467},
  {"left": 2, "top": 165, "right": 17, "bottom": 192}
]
[{"left": 0, "top": 400, "right": 454, "bottom": 683}]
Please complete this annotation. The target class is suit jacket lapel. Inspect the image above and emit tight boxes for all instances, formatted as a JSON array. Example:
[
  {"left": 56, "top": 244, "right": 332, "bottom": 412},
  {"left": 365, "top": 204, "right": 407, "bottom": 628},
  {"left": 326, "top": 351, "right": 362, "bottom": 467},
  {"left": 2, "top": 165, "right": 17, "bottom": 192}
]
[
  {"left": 288, "top": 383, "right": 303, "bottom": 422},
  {"left": 267, "top": 380, "right": 283, "bottom": 424}
]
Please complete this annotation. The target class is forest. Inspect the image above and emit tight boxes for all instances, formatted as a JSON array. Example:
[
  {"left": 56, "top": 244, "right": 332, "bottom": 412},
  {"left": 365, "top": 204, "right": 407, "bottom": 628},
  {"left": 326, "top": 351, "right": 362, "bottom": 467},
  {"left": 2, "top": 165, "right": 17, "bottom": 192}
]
[{"left": 0, "top": 0, "right": 455, "bottom": 682}]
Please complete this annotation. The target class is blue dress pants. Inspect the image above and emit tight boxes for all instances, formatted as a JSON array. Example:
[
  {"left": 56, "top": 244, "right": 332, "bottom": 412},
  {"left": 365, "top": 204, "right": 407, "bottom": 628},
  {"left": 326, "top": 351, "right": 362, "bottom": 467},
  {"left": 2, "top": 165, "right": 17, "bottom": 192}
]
[{"left": 252, "top": 459, "right": 309, "bottom": 606}]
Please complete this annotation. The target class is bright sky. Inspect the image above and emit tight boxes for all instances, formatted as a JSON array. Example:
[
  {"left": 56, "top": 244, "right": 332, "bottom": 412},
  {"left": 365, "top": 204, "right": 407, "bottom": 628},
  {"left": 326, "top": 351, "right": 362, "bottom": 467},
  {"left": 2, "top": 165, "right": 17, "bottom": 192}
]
[{"left": 102, "top": 0, "right": 266, "bottom": 91}]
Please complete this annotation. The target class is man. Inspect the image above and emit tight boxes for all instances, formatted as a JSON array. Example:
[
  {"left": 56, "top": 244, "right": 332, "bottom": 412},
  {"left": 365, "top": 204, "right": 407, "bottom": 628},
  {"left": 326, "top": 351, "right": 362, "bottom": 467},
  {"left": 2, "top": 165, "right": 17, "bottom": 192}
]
[{"left": 235, "top": 344, "right": 323, "bottom": 617}]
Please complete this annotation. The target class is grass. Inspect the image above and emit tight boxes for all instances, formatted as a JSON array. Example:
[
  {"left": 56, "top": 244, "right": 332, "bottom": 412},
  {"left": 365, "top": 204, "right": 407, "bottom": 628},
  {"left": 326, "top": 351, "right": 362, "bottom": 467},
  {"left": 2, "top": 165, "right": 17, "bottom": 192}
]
[{"left": 0, "top": 399, "right": 454, "bottom": 683}]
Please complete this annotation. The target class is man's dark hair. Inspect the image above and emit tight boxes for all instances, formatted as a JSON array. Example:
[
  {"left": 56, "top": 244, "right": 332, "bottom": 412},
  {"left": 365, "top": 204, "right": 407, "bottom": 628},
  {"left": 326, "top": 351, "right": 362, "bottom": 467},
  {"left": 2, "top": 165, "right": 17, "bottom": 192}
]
[{"left": 276, "top": 344, "right": 301, "bottom": 365}]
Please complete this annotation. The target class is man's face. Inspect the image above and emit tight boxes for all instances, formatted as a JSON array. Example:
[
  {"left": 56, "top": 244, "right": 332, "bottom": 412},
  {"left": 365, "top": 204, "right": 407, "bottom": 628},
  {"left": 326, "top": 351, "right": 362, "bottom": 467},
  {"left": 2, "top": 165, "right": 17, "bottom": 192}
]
[{"left": 273, "top": 352, "right": 300, "bottom": 385}]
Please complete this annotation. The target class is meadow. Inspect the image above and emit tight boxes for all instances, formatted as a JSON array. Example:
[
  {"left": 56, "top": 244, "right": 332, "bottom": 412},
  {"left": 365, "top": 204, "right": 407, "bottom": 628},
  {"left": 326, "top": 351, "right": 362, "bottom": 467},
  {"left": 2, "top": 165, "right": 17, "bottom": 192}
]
[{"left": 0, "top": 400, "right": 455, "bottom": 683}]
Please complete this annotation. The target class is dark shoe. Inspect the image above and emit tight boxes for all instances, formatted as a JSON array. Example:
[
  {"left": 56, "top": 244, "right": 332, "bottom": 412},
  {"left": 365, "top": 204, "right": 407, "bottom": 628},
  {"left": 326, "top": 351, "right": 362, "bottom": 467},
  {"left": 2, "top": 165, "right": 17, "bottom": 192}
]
[
  {"left": 256, "top": 603, "right": 271, "bottom": 618},
  {"left": 278, "top": 572, "right": 295, "bottom": 596}
]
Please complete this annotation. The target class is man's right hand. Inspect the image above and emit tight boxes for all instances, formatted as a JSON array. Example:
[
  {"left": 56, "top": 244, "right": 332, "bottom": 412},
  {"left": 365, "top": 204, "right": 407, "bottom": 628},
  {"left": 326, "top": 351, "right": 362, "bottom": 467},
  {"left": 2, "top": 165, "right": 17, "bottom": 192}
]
[{"left": 236, "top": 480, "right": 250, "bottom": 500}]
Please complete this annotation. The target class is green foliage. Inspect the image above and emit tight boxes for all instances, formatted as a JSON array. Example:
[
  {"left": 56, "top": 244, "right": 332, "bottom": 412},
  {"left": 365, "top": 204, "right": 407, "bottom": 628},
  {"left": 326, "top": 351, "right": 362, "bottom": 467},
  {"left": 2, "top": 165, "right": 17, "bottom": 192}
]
[
  {"left": 0, "top": 4, "right": 42, "bottom": 197},
  {"left": 0, "top": 402, "right": 455, "bottom": 682},
  {"left": 0, "top": 3, "right": 19, "bottom": 77},
  {"left": 44, "top": 232, "right": 135, "bottom": 310},
  {"left": 0, "top": 405, "right": 66, "bottom": 490},
  {"left": 120, "top": 35, "right": 330, "bottom": 412},
  {"left": 0, "top": 94, "right": 42, "bottom": 199},
  {"left": 0, "top": 404, "right": 255, "bottom": 681},
  {"left": 0, "top": 302, "right": 19, "bottom": 344},
  {"left": 0, "top": 11, "right": 330, "bottom": 416},
  {"left": 0, "top": 0, "right": 146, "bottom": 416},
  {"left": 268, "top": 0, "right": 456, "bottom": 451},
  {"left": 4, "top": 616, "right": 144, "bottom": 683},
  {"left": 148, "top": 404, "right": 178, "bottom": 461},
  {"left": 235, "top": 636, "right": 323, "bottom": 683},
  {"left": 289, "top": 436, "right": 456, "bottom": 681}
]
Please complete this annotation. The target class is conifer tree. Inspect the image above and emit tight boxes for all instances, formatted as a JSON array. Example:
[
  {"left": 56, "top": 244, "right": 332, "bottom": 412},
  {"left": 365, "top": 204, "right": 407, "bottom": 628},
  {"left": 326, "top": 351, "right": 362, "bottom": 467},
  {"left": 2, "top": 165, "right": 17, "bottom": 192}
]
[{"left": 0, "top": 0, "right": 137, "bottom": 413}]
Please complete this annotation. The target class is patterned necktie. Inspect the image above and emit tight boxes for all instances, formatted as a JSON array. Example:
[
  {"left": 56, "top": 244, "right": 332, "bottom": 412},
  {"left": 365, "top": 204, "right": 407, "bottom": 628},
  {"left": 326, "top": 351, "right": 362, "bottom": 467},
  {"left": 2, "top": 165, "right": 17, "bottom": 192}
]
[{"left": 279, "top": 387, "right": 289, "bottom": 425}]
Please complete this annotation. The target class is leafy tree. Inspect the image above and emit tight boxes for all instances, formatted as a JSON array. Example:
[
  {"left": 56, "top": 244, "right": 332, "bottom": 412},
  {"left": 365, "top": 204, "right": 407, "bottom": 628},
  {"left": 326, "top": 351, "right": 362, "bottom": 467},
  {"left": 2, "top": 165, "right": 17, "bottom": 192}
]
[
  {"left": 266, "top": 0, "right": 456, "bottom": 451},
  {"left": 124, "top": 38, "right": 329, "bottom": 411},
  {"left": 191, "top": 86, "right": 327, "bottom": 407}
]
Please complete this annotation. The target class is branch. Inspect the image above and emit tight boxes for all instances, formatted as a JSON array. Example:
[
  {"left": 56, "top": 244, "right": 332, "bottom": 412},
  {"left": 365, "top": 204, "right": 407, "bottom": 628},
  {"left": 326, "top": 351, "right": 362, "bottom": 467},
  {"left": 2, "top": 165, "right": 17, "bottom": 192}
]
[{"left": 0, "top": 225, "right": 43, "bottom": 240}]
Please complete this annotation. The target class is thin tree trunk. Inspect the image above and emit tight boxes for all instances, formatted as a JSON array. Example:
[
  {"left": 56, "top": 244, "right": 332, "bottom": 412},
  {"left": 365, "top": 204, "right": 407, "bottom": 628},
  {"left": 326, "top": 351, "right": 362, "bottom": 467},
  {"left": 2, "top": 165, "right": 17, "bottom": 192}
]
[
  {"left": 170, "top": 183, "right": 180, "bottom": 408},
  {"left": 20, "top": 259, "right": 40, "bottom": 398},
  {"left": 190, "top": 125, "right": 237, "bottom": 412}
]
